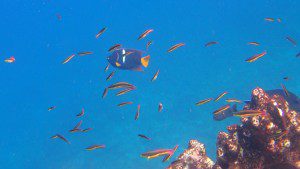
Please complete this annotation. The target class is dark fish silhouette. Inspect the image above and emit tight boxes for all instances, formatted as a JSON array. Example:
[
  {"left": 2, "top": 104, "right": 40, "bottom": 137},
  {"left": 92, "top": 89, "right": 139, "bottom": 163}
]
[
  {"left": 213, "top": 104, "right": 237, "bottom": 121},
  {"left": 138, "top": 134, "right": 151, "bottom": 140},
  {"left": 107, "top": 48, "right": 150, "bottom": 71}
]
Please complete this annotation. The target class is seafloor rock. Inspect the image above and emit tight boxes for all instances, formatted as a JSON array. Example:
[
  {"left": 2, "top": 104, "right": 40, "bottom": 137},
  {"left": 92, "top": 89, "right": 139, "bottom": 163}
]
[
  {"left": 168, "top": 87, "right": 300, "bottom": 169},
  {"left": 166, "top": 140, "right": 214, "bottom": 169}
]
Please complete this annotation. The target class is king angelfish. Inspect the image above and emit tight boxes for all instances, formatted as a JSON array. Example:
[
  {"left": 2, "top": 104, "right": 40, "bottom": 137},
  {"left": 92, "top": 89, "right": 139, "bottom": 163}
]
[{"left": 107, "top": 48, "right": 150, "bottom": 71}]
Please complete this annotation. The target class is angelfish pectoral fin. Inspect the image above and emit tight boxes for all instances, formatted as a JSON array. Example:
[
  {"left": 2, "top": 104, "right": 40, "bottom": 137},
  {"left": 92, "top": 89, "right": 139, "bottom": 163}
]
[
  {"left": 131, "top": 67, "right": 143, "bottom": 71},
  {"left": 116, "top": 62, "right": 121, "bottom": 67},
  {"left": 141, "top": 55, "right": 150, "bottom": 68}
]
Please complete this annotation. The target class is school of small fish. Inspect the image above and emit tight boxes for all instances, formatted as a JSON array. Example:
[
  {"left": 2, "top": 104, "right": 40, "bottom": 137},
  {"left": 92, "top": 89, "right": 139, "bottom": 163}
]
[
  {"left": 3, "top": 13, "right": 299, "bottom": 167},
  {"left": 38, "top": 16, "right": 299, "bottom": 163}
]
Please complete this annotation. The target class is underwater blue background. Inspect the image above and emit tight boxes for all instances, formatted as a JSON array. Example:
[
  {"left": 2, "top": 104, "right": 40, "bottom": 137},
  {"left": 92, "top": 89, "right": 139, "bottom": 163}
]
[{"left": 0, "top": 0, "right": 299, "bottom": 168}]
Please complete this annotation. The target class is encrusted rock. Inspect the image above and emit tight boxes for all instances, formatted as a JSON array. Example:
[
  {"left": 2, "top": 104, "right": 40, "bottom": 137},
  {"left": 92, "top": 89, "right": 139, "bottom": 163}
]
[
  {"left": 168, "top": 87, "right": 300, "bottom": 169},
  {"left": 167, "top": 140, "right": 214, "bottom": 169}
]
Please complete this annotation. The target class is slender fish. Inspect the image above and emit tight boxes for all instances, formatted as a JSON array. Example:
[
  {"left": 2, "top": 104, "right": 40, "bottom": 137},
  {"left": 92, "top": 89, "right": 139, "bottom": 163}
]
[
  {"left": 233, "top": 110, "right": 266, "bottom": 117},
  {"left": 286, "top": 36, "right": 297, "bottom": 46},
  {"left": 225, "top": 98, "right": 241, "bottom": 103},
  {"left": 265, "top": 18, "right": 275, "bottom": 22},
  {"left": 56, "top": 134, "right": 70, "bottom": 144},
  {"left": 96, "top": 27, "right": 107, "bottom": 39},
  {"left": 117, "top": 102, "right": 133, "bottom": 107},
  {"left": 213, "top": 105, "right": 231, "bottom": 115},
  {"left": 73, "top": 120, "right": 82, "bottom": 130},
  {"left": 62, "top": 54, "right": 75, "bottom": 64},
  {"left": 248, "top": 42, "right": 260, "bottom": 46},
  {"left": 78, "top": 51, "right": 93, "bottom": 56},
  {"left": 138, "top": 29, "right": 153, "bottom": 40},
  {"left": 106, "top": 71, "right": 115, "bottom": 81},
  {"left": 116, "top": 88, "right": 135, "bottom": 96},
  {"left": 205, "top": 41, "right": 218, "bottom": 47},
  {"left": 102, "top": 88, "right": 108, "bottom": 99},
  {"left": 151, "top": 69, "right": 160, "bottom": 82},
  {"left": 82, "top": 128, "right": 93, "bottom": 132},
  {"left": 214, "top": 92, "right": 228, "bottom": 101},
  {"left": 76, "top": 108, "right": 84, "bottom": 117},
  {"left": 138, "top": 134, "right": 151, "bottom": 140},
  {"left": 146, "top": 41, "right": 153, "bottom": 50},
  {"left": 108, "top": 44, "right": 121, "bottom": 52},
  {"left": 141, "top": 145, "right": 178, "bottom": 162},
  {"left": 245, "top": 51, "right": 267, "bottom": 62},
  {"left": 51, "top": 134, "right": 70, "bottom": 144},
  {"left": 48, "top": 106, "right": 56, "bottom": 111},
  {"left": 69, "top": 128, "right": 81, "bottom": 133},
  {"left": 162, "top": 145, "right": 178, "bottom": 162},
  {"left": 141, "top": 149, "right": 170, "bottom": 159},
  {"left": 195, "top": 98, "right": 213, "bottom": 106},
  {"left": 135, "top": 104, "right": 140, "bottom": 120},
  {"left": 104, "top": 63, "right": 110, "bottom": 71},
  {"left": 86, "top": 144, "right": 105, "bottom": 151},
  {"left": 4, "top": 56, "right": 15, "bottom": 63},
  {"left": 167, "top": 43, "right": 185, "bottom": 52},
  {"left": 108, "top": 82, "right": 135, "bottom": 90}
]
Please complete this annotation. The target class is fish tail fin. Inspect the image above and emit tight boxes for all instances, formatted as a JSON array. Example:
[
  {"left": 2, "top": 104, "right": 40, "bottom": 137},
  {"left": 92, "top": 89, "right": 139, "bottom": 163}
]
[
  {"left": 162, "top": 145, "right": 178, "bottom": 162},
  {"left": 173, "top": 145, "right": 179, "bottom": 152},
  {"left": 162, "top": 154, "right": 172, "bottom": 162},
  {"left": 141, "top": 55, "right": 150, "bottom": 67}
]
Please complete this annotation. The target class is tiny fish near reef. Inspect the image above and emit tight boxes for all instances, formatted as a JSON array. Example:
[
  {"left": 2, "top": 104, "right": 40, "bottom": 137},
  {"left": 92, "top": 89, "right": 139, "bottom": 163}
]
[{"left": 215, "top": 89, "right": 300, "bottom": 121}]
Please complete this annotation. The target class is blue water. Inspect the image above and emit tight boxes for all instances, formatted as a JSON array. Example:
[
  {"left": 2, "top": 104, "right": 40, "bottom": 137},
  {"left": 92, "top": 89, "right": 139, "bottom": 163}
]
[{"left": 0, "top": 1, "right": 299, "bottom": 169}]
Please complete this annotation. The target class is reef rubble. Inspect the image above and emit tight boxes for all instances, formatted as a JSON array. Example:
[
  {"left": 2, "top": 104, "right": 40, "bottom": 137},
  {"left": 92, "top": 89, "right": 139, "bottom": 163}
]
[{"left": 168, "top": 87, "right": 300, "bottom": 169}]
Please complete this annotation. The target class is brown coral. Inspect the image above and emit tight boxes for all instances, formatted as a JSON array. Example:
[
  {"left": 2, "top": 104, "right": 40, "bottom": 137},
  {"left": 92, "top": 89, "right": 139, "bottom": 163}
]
[{"left": 168, "top": 87, "right": 300, "bottom": 169}]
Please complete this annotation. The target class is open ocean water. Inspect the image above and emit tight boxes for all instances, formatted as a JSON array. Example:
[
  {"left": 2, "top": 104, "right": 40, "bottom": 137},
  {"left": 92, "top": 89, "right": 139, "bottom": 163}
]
[{"left": 0, "top": 1, "right": 299, "bottom": 169}]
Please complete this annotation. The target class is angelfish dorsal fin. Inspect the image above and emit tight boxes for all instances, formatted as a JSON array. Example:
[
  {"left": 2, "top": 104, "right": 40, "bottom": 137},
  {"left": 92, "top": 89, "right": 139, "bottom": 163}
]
[{"left": 141, "top": 55, "right": 150, "bottom": 68}]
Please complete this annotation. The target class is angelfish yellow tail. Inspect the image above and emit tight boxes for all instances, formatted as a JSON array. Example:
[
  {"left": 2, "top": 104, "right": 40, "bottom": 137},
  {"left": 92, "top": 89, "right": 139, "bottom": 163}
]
[{"left": 141, "top": 55, "right": 150, "bottom": 67}]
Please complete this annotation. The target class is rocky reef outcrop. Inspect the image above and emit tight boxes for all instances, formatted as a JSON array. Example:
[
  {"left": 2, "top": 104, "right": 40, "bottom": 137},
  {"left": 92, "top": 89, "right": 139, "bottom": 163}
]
[{"left": 168, "top": 87, "right": 300, "bottom": 169}]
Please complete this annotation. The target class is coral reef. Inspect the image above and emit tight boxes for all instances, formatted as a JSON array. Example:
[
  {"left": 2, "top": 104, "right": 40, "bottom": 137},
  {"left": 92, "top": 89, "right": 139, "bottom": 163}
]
[
  {"left": 168, "top": 87, "right": 300, "bottom": 169},
  {"left": 166, "top": 140, "right": 214, "bottom": 169}
]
